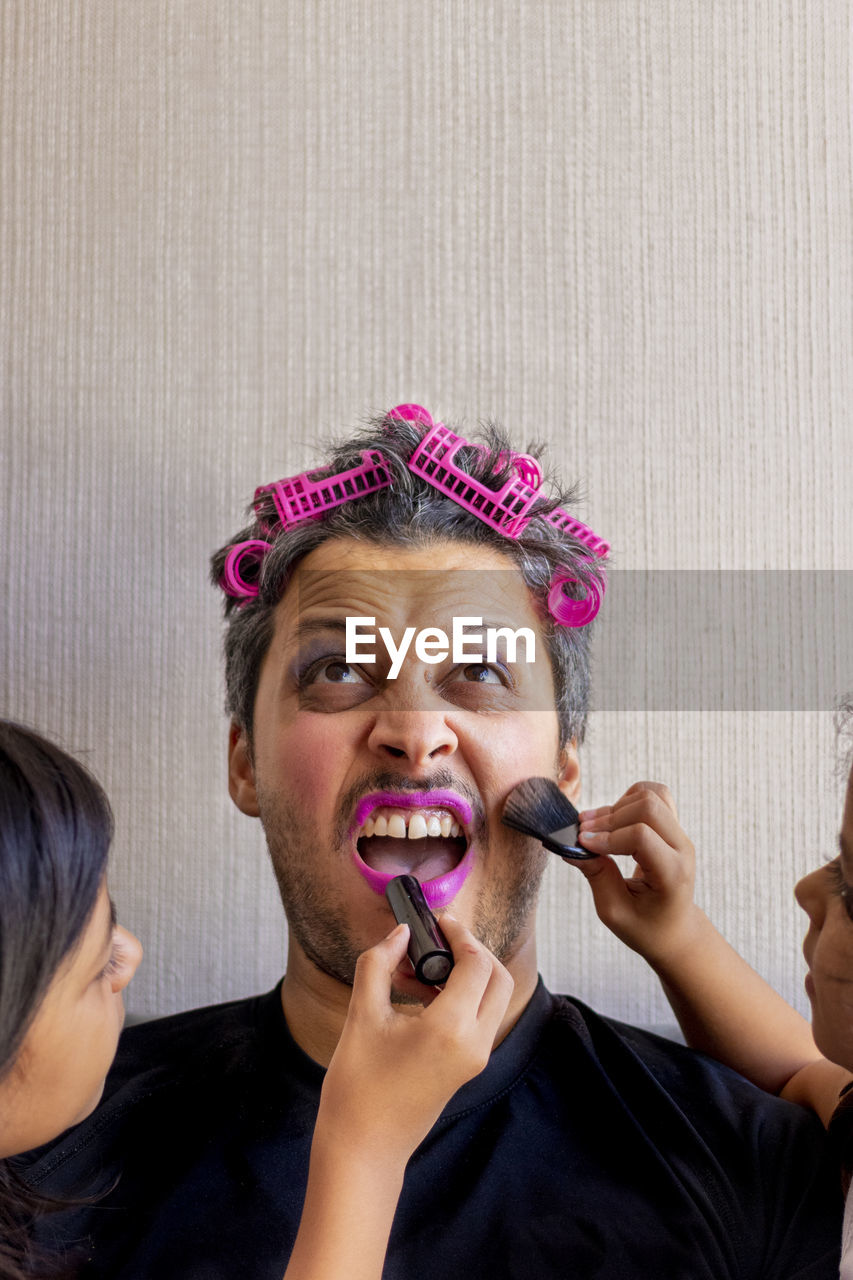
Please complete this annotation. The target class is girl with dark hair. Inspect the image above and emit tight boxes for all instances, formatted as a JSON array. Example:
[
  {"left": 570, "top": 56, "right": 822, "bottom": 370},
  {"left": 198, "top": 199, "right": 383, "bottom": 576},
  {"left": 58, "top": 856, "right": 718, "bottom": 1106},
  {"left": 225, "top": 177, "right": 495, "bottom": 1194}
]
[
  {"left": 0, "top": 721, "right": 141, "bottom": 1278},
  {"left": 0, "top": 720, "right": 511, "bottom": 1280}
]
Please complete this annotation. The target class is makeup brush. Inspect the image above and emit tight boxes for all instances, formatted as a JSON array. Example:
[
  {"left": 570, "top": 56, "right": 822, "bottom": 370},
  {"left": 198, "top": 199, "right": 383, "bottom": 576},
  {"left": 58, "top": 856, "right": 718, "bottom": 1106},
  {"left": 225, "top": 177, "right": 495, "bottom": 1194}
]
[{"left": 501, "top": 777, "right": 597, "bottom": 861}]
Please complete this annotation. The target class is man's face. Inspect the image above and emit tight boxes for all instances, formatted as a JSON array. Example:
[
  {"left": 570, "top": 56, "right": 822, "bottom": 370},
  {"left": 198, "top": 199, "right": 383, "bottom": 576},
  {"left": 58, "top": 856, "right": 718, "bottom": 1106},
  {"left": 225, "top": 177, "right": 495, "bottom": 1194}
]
[{"left": 229, "top": 537, "right": 579, "bottom": 1000}]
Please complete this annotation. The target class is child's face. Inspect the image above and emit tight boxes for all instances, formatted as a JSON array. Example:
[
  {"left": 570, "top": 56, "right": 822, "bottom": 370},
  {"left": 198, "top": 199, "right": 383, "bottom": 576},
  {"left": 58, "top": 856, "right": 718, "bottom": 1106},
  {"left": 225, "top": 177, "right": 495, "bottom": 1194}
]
[
  {"left": 796, "top": 765, "right": 853, "bottom": 1069},
  {"left": 0, "top": 881, "right": 142, "bottom": 1158}
]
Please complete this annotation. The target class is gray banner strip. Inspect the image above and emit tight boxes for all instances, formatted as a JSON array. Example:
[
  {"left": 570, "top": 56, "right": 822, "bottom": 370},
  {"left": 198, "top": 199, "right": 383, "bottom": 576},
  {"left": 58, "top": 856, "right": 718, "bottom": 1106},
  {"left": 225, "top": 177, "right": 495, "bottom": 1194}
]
[{"left": 592, "top": 571, "right": 853, "bottom": 711}]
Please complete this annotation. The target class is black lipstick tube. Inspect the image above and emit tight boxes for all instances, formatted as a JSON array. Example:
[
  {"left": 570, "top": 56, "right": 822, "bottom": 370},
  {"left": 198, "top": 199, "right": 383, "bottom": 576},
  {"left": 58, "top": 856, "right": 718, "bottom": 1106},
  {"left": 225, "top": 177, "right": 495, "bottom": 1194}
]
[{"left": 385, "top": 874, "right": 454, "bottom": 985}]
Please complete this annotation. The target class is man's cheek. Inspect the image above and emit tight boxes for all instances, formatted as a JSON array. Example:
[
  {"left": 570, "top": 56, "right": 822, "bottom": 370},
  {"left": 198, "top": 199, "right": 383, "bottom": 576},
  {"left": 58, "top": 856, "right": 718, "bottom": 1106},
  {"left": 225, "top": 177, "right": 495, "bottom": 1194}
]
[{"left": 277, "top": 721, "right": 342, "bottom": 801}]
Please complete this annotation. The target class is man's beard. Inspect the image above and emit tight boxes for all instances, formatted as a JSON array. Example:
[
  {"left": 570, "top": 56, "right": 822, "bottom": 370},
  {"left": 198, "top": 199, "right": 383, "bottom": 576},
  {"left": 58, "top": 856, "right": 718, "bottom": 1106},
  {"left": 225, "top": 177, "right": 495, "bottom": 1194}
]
[
  {"left": 258, "top": 787, "right": 365, "bottom": 986},
  {"left": 256, "top": 774, "right": 549, "bottom": 998},
  {"left": 471, "top": 837, "right": 548, "bottom": 961}
]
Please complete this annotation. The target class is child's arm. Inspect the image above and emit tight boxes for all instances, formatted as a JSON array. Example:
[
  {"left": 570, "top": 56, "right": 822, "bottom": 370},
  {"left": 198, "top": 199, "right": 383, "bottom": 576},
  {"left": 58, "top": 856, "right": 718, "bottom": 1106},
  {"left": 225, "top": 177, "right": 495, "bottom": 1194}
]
[
  {"left": 576, "top": 783, "right": 851, "bottom": 1125},
  {"left": 283, "top": 916, "right": 513, "bottom": 1280}
]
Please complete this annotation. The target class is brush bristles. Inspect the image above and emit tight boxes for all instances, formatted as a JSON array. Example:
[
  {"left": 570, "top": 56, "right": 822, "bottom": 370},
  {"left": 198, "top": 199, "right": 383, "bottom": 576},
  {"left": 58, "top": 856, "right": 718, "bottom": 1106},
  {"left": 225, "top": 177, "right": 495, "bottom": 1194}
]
[
  {"left": 501, "top": 777, "right": 595, "bottom": 859},
  {"left": 502, "top": 777, "right": 579, "bottom": 835}
]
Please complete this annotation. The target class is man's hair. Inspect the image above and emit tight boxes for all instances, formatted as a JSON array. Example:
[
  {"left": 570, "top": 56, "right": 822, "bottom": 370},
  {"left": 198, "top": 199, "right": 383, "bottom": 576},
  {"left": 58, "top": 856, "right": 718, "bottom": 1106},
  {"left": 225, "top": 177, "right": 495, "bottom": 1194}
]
[{"left": 210, "top": 412, "right": 605, "bottom": 747}]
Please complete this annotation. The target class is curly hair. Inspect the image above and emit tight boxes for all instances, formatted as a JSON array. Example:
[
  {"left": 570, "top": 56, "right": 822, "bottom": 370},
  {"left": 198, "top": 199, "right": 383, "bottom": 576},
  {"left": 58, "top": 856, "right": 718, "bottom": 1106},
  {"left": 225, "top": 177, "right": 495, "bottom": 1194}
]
[{"left": 210, "top": 410, "right": 607, "bottom": 747}]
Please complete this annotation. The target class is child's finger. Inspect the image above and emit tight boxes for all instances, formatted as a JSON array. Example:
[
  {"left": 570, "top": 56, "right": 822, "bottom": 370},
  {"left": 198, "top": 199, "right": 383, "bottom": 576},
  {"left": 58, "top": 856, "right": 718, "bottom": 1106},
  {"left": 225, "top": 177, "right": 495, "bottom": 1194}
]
[
  {"left": 580, "top": 782, "right": 678, "bottom": 824},
  {"left": 571, "top": 851, "right": 635, "bottom": 916},
  {"left": 428, "top": 915, "right": 497, "bottom": 1015},
  {"left": 425, "top": 916, "right": 513, "bottom": 1059},
  {"left": 348, "top": 923, "right": 411, "bottom": 1016},
  {"left": 441, "top": 916, "right": 513, "bottom": 1025},
  {"left": 617, "top": 781, "right": 678, "bottom": 817},
  {"left": 581, "top": 793, "right": 687, "bottom": 852},
  {"left": 579, "top": 823, "right": 692, "bottom": 889}
]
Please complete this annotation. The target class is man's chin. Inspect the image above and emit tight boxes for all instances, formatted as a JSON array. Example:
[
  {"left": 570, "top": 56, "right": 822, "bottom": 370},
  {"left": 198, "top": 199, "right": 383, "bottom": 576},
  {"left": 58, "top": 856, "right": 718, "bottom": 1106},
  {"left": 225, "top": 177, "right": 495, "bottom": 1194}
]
[{"left": 389, "top": 970, "right": 444, "bottom": 1007}]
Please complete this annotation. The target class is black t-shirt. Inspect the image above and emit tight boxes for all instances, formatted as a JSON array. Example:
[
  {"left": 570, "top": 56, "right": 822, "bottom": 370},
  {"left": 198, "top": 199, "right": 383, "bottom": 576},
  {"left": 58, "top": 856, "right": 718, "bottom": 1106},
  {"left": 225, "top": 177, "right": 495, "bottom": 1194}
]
[{"left": 23, "top": 979, "right": 841, "bottom": 1279}]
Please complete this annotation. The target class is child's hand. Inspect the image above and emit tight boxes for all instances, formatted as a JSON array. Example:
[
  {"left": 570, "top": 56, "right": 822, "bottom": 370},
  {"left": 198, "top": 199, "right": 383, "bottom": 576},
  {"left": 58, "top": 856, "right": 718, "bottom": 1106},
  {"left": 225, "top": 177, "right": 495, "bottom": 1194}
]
[
  {"left": 576, "top": 782, "right": 703, "bottom": 967},
  {"left": 317, "top": 916, "right": 513, "bottom": 1165},
  {"left": 287, "top": 927, "right": 512, "bottom": 1280}
]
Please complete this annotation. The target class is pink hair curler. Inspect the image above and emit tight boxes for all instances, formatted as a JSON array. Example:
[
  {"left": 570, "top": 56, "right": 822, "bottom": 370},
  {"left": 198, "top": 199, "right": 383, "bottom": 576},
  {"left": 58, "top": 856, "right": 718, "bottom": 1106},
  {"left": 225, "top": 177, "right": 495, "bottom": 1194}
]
[
  {"left": 407, "top": 421, "right": 543, "bottom": 538},
  {"left": 502, "top": 451, "right": 542, "bottom": 489},
  {"left": 547, "top": 570, "right": 605, "bottom": 627},
  {"left": 543, "top": 508, "right": 609, "bottom": 627},
  {"left": 254, "top": 449, "right": 392, "bottom": 534},
  {"left": 394, "top": 403, "right": 608, "bottom": 628},
  {"left": 543, "top": 507, "right": 610, "bottom": 559},
  {"left": 219, "top": 403, "right": 610, "bottom": 627},
  {"left": 390, "top": 404, "right": 544, "bottom": 493},
  {"left": 386, "top": 403, "right": 436, "bottom": 430},
  {"left": 221, "top": 539, "right": 273, "bottom": 600}
]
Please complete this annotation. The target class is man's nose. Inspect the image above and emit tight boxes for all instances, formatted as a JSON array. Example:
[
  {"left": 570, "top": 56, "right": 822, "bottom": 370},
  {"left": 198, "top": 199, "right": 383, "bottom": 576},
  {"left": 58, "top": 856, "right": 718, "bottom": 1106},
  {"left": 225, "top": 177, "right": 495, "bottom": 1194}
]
[
  {"left": 794, "top": 866, "right": 827, "bottom": 927},
  {"left": 366, "top": 706, "right": 458, "bottom": 767}
]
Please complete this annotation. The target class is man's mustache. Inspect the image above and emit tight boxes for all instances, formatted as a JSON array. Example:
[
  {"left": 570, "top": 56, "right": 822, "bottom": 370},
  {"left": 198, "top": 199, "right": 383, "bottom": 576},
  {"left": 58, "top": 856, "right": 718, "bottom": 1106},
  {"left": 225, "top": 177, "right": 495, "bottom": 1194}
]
[{"left": 335, "top": 768, "right": 484, "bottom": 841}]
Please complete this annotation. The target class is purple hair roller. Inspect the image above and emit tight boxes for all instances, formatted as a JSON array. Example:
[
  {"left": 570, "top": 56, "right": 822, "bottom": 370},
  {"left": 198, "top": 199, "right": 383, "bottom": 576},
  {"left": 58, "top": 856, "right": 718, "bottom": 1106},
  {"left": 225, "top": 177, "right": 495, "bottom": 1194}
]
[
  {"left": 218, "top": 403, "right": 610, "bottom": 628},
  {"left": 221, "top": 539, "right": 273, "bottom": 600},
  {"left": 386, "top": 403, "right": 435, "bottom": 430},
  {"left": 547, "top": 571, "right": 604, "bottom": 627},
  {"left": 543, "top": 506, "right": 611, "bottom": 559},
  {"left": 255, "top": 449, "right": 392, "bottom": 533},
  {"left": 407, "top": 421, "right": 543, "bottom": 538}
]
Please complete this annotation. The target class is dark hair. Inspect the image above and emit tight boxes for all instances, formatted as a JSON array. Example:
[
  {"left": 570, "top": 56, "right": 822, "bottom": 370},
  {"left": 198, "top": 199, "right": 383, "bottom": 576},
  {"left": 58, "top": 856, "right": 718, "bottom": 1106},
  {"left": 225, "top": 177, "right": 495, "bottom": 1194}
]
[
  {"left": 0, "top": 721, "right": 112, "bottom": 1279},
  {"left": 210, "top": 411, "right": 607, "bottom": 747}
]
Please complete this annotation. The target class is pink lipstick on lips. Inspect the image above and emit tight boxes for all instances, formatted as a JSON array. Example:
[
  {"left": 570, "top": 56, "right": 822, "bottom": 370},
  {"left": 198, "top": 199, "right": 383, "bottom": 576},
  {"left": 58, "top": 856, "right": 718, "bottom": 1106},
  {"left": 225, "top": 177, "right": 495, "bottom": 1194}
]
[{"left": 351, "top": 790, "right": 475, "bottom": 910}]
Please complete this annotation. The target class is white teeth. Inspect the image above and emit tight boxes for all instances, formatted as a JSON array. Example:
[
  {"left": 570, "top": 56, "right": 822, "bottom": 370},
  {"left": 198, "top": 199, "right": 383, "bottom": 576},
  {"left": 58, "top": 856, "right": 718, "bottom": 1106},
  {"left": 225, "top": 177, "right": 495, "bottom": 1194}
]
[
  {"left": 359, "top": 808, "right": 468, "bottom": 840},
  {"left": 408, "top": 814, "right": 428, "bottom": 840}
]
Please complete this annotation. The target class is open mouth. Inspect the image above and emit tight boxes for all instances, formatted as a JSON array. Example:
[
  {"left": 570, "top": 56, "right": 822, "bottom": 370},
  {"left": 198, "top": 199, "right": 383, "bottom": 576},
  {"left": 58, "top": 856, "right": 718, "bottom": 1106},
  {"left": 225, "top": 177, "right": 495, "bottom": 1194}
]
[{"left": 351, "top": 790, "right": 475, "bottom": 909}]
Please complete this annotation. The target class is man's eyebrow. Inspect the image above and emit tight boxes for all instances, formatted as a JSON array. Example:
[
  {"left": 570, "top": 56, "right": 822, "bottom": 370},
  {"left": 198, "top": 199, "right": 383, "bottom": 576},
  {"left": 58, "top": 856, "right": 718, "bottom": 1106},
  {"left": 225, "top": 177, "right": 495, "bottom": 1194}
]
[
  {"left": 289, "top": 617, "right": 349, "bottom": 644},
  {"left": 476, "top": 619, "right": 538, "bottom": 636},
  {"left": 292, "top": 617, "right": 532, "bottom": 634}
]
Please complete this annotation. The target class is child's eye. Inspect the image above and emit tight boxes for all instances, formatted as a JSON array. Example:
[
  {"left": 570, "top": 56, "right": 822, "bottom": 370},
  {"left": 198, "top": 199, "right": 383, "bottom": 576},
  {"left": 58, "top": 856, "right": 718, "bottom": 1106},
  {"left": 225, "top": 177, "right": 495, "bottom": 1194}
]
[
  {"left": 97, "top": 937, "right": 128, "bottom": 982},
  {"left": 826, "top": 860, "right": 853, "bottom": 923}
]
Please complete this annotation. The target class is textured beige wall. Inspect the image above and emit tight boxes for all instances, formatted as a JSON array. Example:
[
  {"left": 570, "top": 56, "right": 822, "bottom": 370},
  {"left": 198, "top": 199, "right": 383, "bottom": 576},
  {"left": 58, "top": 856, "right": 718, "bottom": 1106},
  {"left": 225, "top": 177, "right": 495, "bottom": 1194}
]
[{"left": 1, "top": 2, "right": 851, "bottom": 1023}]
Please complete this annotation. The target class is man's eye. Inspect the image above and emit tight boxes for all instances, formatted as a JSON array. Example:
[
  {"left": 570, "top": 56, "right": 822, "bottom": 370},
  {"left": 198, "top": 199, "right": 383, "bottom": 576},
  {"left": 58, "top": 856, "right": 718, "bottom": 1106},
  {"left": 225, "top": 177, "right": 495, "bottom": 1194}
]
[
  {"left": 312, "top": 660, "right": 366, "bottom": 684},
  {"left": 456, "top": 663, "right": 504, "bottom": 685}
]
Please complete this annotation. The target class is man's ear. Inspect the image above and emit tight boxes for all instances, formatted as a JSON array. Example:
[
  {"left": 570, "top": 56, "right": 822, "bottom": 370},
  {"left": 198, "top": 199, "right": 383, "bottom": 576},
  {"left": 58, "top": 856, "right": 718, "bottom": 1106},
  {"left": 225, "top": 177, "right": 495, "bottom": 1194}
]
[
  {"left": 228, "top": 722, "right": 260, "bottom": 817},
  {"left": 557, "top": 739, "right": 581, "bottom": 804}
]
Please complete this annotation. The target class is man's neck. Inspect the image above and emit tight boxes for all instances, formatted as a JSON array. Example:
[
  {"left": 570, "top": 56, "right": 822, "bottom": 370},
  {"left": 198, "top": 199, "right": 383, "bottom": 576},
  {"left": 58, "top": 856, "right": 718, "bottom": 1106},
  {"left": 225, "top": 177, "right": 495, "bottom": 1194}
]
[
  {"left": 280, "top": 955, "right": 356, "bottom": 1067},
  {"left": 280, "top": 936, "right": 541, "bottom": 1069}
]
